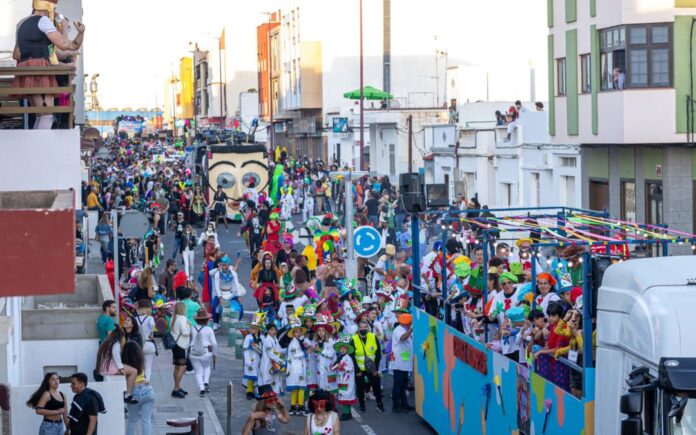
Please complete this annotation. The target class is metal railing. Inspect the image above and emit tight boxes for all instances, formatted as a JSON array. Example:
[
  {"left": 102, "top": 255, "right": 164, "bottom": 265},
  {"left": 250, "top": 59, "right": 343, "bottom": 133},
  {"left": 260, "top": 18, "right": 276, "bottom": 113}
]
[{"left": 0, "top": 65, "right": 76, "bottom": 129}]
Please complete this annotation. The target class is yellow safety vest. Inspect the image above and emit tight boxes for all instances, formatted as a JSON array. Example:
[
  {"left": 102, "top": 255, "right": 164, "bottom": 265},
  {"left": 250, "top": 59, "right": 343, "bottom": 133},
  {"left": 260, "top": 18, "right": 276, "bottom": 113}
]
[{"left": 353, "top": 333, "right": 378, "bottom": 371}]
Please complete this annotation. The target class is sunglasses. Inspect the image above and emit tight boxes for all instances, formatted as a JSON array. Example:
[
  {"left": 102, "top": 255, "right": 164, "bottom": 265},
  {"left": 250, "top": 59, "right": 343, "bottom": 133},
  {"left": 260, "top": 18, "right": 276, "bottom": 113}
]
[{"left": 501, "top": 281, "right": 514, "bottom": 286}]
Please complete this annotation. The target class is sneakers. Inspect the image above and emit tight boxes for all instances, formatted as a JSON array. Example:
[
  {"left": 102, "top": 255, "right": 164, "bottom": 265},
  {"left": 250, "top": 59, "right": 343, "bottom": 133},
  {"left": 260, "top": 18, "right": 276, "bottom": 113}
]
[
  {"left": 179, "top": 388, "right": 189, "bottom": 395},
  {"left": 171, "top": 390, "right": 186, "bottom": 399},
  {"left": 359, "top": 406, "right": 366, "bottom": 413},
  {"left": 213, "top": 323, "right": 221, "bottom": 331},
  {"left": 204, "top": 383, "right": 210, "bottom": 393},
  {"left": 199, "top": 390, "right": 206, "bottom": 397},
  {"left": 376, "top": 403, "right": 385, "bottom": 413},
  {"left": 365, "top": 392, "right": 376, "bottom": 401},
  {"left": 246, "top": 392, "right": 255, "bottom": 400},
  {"left": 297, "top": 406, "right": 307, "bottom": 416}
]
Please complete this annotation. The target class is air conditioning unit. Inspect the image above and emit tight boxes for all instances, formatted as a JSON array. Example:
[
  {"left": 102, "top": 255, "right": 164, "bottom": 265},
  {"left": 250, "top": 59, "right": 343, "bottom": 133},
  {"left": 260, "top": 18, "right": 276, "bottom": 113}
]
[{"left": 492, "top": 155, "right": 498, "bottom": 168}]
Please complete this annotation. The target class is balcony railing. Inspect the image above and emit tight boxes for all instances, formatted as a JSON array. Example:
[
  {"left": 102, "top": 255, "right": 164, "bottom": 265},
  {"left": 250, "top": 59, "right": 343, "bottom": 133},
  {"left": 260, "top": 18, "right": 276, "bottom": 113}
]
[{"left": 0, "top": 65, "right": 75, "bottom": 129}]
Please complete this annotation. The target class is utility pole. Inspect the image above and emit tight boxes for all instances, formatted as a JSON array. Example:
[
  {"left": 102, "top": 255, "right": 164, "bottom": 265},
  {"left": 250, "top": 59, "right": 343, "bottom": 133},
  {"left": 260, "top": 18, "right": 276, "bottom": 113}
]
[
  {"left": 359, "top": 0, "right": 365, "bottom": 171},
  {"left": 407, "top": 114, "right": 413, "bottom": 172},
  {"left": 331, "top": 170, "right": 368, "bottom": 282}
]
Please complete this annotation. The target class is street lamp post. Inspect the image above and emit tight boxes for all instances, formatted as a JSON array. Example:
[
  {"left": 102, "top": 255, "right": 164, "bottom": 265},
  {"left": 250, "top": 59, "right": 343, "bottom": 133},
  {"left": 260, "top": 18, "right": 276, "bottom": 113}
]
[
  {"left": 170, "top": 76, "right": 179, "bottom": 137},
  {"left": 359, "top": 0, "right": 365, "bottom": 171}
]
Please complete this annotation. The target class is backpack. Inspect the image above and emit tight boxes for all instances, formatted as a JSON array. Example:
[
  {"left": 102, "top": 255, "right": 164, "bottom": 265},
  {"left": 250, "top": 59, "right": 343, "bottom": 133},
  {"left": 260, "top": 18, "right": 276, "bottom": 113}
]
[{"left": 190, "top": 326, "right": 208, "bottom": 357}]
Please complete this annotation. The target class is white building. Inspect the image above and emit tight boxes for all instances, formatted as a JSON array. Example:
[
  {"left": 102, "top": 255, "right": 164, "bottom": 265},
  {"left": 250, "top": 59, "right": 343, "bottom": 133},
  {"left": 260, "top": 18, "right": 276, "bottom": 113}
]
[{"left": 423, "top": 103, "right": 581, "bottom": 209}]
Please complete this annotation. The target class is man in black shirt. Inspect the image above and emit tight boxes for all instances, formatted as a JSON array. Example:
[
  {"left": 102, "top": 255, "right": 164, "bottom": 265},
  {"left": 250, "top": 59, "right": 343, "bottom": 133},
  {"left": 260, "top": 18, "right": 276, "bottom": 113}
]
[
  {"left": 68, "top": 373, "right": 102, "bottom": 435},
  {"left": 365, "top": 193, "right": 380, "bottom": 228},
  {"left": 172, "top": 212, "right": 185, "bottom": 260}
]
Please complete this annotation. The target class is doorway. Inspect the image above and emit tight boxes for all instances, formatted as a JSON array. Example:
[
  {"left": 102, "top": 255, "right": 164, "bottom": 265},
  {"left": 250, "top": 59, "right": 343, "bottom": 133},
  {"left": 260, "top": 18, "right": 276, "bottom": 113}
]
[
  {"left": 645, "top": 181, "right": 663, "bottom": 225},
  {"left": 589, "top": 179, "right": 609, "bottom": 212}
]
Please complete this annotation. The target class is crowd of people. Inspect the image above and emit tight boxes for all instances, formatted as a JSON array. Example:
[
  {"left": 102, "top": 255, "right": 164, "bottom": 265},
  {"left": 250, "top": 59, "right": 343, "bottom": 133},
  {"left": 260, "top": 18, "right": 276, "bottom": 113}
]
[{"left": 21, "top": 128, "right": 598, "bottom": 434}]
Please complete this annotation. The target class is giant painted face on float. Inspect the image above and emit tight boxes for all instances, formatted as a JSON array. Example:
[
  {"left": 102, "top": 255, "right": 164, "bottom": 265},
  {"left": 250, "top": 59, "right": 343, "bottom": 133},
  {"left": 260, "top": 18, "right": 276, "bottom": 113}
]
[{"left": 207, "top": 145, "right": 269, "bottom": 219}]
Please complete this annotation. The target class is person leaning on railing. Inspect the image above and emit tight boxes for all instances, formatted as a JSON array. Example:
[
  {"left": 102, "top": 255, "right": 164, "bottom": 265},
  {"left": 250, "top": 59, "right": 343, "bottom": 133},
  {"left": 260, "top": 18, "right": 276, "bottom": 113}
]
[{"left": 12, "top": 0, "right": 85, "bottom": 129}]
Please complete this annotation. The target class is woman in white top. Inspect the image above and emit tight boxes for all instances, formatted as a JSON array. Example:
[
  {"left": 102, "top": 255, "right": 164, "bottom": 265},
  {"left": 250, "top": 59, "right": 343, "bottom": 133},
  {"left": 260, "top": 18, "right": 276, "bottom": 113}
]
[
  {"left": 170, "top": 302, "right": 191, "bottom": 399},
  {"left": 189, "top": 309, "right": 218, "bottom": 397},
  {"left": 135, "top": 300, "right": 157, "bottom": 381},
  {"left": 303, "top": 389, "right": 340, "bottom": 435}
]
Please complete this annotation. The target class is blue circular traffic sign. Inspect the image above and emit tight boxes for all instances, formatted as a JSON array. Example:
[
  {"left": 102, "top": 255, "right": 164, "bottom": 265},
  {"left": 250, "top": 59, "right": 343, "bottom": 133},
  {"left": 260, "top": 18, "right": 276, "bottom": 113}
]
[{"left": 354, "top": 226, "right": 382, "bottom": 258}]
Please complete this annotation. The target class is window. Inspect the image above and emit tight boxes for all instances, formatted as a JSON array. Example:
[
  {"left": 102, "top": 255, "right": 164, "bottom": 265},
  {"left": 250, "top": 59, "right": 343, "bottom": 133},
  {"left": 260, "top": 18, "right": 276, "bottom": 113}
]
[
  {"left": 501, "top": 183, "right": 512, "bottom": 207},
  {"left": 621, "top": 181, "right": 636, "bottom": 223},
  {"left": 557, "top": 58, "right": 567, "bottom": 96},
  {"left": 464, "top": 172, "right": 476, "bottom": 198},
  {"left": 646, "top": 181, "right": 663, "bottom": 225},
  {"left": 560, "top": 156, "right": 578, "bottom": 167},
  {"left": 389, "top": 143, "right": 396, "bottom": 175},
  {"left": 562, "top": 176, "right": 576, "bottom": 207},
  {"left": 531, "top": 173, "right": 540, "bottom": 206},
  {"left": 600, "top": 23, "right": 671, "bottom": 90},
  {"left": 581, "top": 54, "right": 591, "bottom": 93}
]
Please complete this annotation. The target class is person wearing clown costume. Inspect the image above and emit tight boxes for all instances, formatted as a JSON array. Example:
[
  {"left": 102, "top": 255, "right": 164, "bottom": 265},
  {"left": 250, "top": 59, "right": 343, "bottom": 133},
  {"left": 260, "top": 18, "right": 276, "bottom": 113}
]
[
  {"left": 285, "top": 316, "right": 308, "bottom": 416},
  {"left": 280, "top": 186, "right": 295, "bottom": 221},
  {"left": 313, "top": 214, "right": 340, "bottom": 266},
  {"left": 312, "top": 315, "right": 338, "bottom": 394},
  {"left": 258, "top": 323, "right": 285, "bottom": 395},
  {"left": 333, "top": 335, "right": 357, "bottom": 421},
  {"left": 300, "top": 305, "right": 320, "bottom": 393},
  {"left": 243, "top": 313, "right": 265, "bottom": 400}
]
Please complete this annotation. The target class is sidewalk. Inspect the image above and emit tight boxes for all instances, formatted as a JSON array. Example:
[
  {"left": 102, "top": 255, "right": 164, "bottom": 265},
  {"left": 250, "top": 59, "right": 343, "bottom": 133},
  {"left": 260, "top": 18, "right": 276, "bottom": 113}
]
[{"left": 147, "top": 349, "right": 225, "bottom": 435}]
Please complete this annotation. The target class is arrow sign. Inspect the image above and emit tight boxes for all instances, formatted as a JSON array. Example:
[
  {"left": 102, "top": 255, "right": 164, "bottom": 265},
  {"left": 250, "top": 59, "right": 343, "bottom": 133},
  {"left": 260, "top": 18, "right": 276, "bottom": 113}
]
[{"left": 353, "top": 225, "right": 382, "bottom": 258}]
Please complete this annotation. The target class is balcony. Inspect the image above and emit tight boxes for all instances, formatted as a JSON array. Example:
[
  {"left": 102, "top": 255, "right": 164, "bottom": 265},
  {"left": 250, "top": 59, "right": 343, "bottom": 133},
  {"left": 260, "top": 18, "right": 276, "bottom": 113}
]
[
  {"left": 0, "top": 65, "right": 75, "bottom": 129},
  {"left": 0, "top": 190, "right": 75, "bottom": 297}
]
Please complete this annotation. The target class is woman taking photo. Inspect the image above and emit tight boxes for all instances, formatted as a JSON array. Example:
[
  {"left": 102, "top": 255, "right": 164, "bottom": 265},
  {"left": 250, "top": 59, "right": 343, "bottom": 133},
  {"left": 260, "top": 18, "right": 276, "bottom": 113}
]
[
  {"left": 96, "top": 327, "right": 138, "bottom": 404},
  {"left": 26, "top": 372, "right": 68, "bottom": 435},
  {"left": 122, "top": 341, "right": 155, "bottom": 435},
  {"left": 241, "top": 385, "right": 289, "bottom": 435},
  {"left": 134, "top": 300, "right": 157, "bottom": 381},
  {"left": 170, "top": 301, "right": 191, "bottom": 398}
]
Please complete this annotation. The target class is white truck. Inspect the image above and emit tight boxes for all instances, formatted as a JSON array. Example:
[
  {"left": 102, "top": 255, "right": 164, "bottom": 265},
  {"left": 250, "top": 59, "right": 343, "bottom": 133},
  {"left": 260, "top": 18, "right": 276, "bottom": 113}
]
[{"left": 596, "top": 256, "right": 696, "bottom": 434}]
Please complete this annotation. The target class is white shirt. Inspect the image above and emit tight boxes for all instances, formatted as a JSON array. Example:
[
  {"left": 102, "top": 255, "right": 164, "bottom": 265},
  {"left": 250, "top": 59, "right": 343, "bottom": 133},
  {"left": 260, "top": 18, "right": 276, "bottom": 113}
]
[
  {"left": 190, "top": 324, "right": 219, "bottom": 356},
  {"left": 135, "top": 314, "right": 155, "bottom": 341},
  {"left": 171, "top": 315, "right": 191, "bottom": 349},
  {"left": 390, "top": 324, "right": 413, "bottom": 372}
]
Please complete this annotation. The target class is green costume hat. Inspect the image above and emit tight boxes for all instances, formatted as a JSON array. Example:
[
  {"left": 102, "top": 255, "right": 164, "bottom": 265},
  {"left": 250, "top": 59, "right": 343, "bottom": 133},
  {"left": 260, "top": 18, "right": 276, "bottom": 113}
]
[
  {"left": 499, "top": 271, "right": 519, "bottom": 284},
  {"left": 455, "top": 261, "right": 471, "bottom": 279},
  {"left": 286, "top": 316, "right": 308, "bottom": 338},
  {"left": 280, "top": 283, "right": 302, "bottom": 300},
  {"left": 333, "top": 334, "right": 355, "bottom": 353}
]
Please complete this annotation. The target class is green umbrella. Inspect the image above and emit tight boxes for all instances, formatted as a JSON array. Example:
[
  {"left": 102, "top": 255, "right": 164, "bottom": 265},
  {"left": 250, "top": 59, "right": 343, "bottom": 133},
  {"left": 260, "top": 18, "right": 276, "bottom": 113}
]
[{"left": 343, "top": 85, "right": 393, "bottom": 100}]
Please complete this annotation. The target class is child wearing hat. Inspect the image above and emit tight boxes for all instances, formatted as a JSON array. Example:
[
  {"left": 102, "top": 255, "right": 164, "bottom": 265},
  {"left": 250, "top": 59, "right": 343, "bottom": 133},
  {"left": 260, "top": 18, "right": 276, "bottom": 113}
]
[
  {"left": 243, "top": 313, "right": 265, "bottom": 400},
  {"left": 258, "top": 323, "right": 286, "bottom": 395},
  {"left": 312, "top": 315, "right": 338, "bottom": 394},
  {"left": 332, "top": 335, "right": 357, "bottom": 421},
  {"left": 301, "top": 306, "right": 320, "bottom": 393},
  {"left": 535, "top": 272, "right": 561, "bottom": 313},
  {"left": 286, "top": 317, "right": 308, "bottom": 416}
]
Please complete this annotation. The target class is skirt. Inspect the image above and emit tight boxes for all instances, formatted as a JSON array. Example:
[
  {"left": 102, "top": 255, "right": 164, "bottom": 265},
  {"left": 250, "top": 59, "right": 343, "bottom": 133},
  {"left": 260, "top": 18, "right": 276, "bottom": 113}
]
[{"left": 12, "top": 58, "right": 58, "bottom": 91}]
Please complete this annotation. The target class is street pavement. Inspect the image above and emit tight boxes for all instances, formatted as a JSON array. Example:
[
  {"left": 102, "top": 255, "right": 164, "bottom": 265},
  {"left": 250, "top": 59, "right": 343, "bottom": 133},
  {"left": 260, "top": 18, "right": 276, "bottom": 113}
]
[{"left": 89, "top": 211, "right": 436, "bottom": 434}]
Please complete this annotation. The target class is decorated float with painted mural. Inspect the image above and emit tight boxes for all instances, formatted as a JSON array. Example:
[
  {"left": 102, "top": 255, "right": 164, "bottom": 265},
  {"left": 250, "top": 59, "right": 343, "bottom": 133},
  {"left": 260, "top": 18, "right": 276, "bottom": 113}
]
[{"left": 410, "top": 207, "right": 696, "bottom": 435}]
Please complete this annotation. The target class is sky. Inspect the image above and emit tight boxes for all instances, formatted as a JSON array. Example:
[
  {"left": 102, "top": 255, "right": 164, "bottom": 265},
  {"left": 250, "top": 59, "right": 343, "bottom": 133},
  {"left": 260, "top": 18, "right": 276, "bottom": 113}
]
[{"left": 74, "top": 0, "right": 548, "bottom": 109}]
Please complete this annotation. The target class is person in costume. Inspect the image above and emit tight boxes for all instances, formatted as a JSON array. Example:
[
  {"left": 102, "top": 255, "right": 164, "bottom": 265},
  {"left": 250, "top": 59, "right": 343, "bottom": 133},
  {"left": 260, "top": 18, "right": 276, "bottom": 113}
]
[
  {"left": 390, "top": 313, "right": 414, "bottom": 414},
  {"left": 312, "top": 315, "right": 338, "bottom": 394},
  {"left": 285, "top": 317, "right": 308, "bottom": 416},
  {"left": 300, "top": 305, "right": 320, "bottom": 394},
  {"left": 243, "top": 313, "right": 265, "bottom": 400},
  {"left": 258, "top": 323, "right": 285, "bottom": 395},
  {"left": 269, "top": 165, "right": 285, "bottom": 204},
  {"left": 240, "top": 384, "right": 289, "bottom": 435},
  {"left": 313, "top": 214, "right": 340, "bottom": 266},
  {"left": 278, "top": 271, "right": 310, "bottom": 323},
  {"left": 264, "top": 212, "right": 283, "bottom": 256},
  {"left": 535, "top": 272, "right": 561, "bottom": 313},
  {"left": 333, "top": 335, "right": 357, "bottom": 421},
  {"left": 211, "top": 255, "right": 244, "bottom": 326},
  {"left": 280, "top": 186, "right": 295, "bottom": 221},
  {"left": 12, "top": 0, "right": 85, "bottom": 129}
]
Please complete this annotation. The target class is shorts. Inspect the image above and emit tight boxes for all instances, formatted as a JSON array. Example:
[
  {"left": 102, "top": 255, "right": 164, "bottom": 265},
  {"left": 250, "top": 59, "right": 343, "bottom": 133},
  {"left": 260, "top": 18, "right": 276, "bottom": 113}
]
[{"left": 172, "top": 344, "right": 187, "bottom": 365}]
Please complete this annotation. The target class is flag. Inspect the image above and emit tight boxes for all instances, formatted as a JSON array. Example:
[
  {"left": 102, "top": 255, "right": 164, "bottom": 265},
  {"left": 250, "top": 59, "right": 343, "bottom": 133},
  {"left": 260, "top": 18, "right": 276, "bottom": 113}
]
[{"left": 219, "top": 27, "right": 226, "bottom": 50}]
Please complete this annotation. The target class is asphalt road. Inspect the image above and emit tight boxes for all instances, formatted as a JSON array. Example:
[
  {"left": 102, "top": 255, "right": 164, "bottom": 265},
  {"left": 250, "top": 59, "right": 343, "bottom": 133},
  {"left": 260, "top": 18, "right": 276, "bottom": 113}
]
[{"left": 149, "top": 212, "right": 436, "bottom": 435}]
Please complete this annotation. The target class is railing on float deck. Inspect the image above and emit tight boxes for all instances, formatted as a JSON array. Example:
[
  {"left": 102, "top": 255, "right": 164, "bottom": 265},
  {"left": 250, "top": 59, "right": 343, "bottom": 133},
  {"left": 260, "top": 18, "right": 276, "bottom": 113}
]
[{"left": 0, "top": 65, "right": 76, "bottom": 129}]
